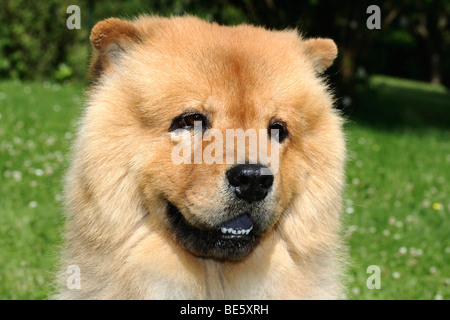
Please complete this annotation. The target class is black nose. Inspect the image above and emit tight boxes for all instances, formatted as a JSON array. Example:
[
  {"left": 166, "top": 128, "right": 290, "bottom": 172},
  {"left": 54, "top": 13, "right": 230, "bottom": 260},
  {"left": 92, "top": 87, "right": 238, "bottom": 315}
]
[{"left": 226, "top": 164, "right": 274, "bottom": 202}]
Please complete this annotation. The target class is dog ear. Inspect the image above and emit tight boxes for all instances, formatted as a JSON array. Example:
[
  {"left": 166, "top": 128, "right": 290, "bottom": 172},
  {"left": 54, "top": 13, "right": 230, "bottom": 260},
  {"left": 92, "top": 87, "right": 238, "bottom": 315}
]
[
  {"left": 89, "top": 18, "right": 142, "bottom": 78},
  {"left": 302, "top": 38, "right": 338, "bottom": 74}
]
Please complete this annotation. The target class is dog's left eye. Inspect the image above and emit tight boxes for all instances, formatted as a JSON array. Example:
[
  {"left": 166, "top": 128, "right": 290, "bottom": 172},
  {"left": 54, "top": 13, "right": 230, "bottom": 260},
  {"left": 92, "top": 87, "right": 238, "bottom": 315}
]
[
  {"left": 268, "top": 119, "right": 288, "bottom": 143},
  {"left": 168, "top": 112, "right": 208, "bottom": 132}
]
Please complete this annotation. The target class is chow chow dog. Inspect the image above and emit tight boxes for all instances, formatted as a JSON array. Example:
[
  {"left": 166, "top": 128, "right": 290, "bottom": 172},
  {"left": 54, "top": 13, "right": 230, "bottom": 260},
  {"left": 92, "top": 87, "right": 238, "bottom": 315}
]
[{"left": 56, "top": 15, "right": 346, "bottom": 299}]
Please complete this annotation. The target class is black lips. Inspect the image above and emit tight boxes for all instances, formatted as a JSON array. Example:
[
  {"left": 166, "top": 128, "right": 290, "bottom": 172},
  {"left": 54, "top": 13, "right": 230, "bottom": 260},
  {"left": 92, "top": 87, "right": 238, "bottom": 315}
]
[{"left": 166, "top": 202, "right": 260, "bottom": 261}]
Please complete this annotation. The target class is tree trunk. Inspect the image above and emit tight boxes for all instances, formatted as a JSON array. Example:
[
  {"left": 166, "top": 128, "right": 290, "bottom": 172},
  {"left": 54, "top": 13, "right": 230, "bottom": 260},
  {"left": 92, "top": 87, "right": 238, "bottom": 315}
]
[{"left": 430, "top": 52, "right": 442, "bottom": 85}]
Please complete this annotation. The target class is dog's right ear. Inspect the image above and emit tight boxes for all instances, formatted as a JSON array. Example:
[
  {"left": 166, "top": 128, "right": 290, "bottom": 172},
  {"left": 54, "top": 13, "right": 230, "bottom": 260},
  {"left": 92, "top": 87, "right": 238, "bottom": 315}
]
[{"left": 89, "top": 18, "right": 142, "bottom": 79}]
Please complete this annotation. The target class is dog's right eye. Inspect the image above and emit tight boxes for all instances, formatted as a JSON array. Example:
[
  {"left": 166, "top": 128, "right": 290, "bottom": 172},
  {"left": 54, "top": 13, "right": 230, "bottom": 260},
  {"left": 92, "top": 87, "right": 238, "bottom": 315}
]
[{"left": 168, "top": 112, "right": 208, "bottom": 132}]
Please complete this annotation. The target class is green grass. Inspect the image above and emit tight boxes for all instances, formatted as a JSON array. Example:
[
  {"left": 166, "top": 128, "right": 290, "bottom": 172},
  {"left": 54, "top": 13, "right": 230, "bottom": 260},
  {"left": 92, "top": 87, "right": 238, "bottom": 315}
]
[
  {"left": 0, "top": 76, "right": 448, "bottom": 299},
  {"left": 350, "top": 74, "right": 450, "bottom": 129},
  {"left": 345, "top": 75, "right": 450, "bottom": 299},
  {"left": 344, "top": 125, "right": 450, "bottom": 299},
  {"left": 0, "top": 80, "right": 83, "bottom": 299}
]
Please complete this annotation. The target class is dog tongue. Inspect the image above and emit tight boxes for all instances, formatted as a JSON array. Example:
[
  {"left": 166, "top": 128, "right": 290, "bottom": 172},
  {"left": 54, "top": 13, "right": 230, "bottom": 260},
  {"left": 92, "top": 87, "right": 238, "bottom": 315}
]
[{"left": 222, "top": 214, "right": 253, "bottom": 230}]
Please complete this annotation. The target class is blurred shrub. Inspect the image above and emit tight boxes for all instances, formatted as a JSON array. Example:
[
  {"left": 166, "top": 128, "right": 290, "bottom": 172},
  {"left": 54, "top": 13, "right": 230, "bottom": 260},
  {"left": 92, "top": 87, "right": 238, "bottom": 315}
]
[
  {"left": 0, "top": 0, "right": 448, "bottom": 87},
  {"left": 0, "top": 1, "right": 89, "bottom": 80},
  {"left": 0, "top": 0, "right": 250, "bottom": 82}
]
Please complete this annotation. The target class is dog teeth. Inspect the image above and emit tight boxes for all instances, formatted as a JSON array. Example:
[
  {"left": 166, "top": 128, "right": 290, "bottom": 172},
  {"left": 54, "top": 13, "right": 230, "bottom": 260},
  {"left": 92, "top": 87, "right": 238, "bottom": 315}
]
[{"left": 220, "top": 226, "right": 253, "bottom": 235}]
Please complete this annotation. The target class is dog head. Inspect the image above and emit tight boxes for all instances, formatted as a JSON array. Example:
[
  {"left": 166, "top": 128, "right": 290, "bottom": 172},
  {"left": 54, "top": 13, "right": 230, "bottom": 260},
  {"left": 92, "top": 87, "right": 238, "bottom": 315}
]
[{"left": 86, "top": 16, "right": 343, "bottom": 261}]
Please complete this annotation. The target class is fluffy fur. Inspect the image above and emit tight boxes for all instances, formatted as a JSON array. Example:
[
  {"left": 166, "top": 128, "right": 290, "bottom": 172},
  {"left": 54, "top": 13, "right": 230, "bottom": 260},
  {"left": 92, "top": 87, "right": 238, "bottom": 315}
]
[{"left": 55, "top": 15, "right": 346, "bottom": 299}]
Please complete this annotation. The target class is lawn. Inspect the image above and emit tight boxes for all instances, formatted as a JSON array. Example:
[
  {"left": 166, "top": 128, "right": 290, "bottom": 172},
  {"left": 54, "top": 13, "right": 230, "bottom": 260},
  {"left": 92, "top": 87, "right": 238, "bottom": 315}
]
[
  {"left": 0, "top": 80, "right": 83, "bottom": 299},
  {"left": 344, "top": 75, "right": 450, "bottom": 299},
  {"left": 0, "top": 76, "right": 449, "bottom": 299}
]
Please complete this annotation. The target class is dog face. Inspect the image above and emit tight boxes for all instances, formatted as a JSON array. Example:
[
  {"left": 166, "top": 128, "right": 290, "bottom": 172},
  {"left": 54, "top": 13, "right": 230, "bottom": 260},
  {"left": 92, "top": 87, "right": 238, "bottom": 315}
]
[{"left": 88, "top": 16, "right": 339, "bottom": 261}]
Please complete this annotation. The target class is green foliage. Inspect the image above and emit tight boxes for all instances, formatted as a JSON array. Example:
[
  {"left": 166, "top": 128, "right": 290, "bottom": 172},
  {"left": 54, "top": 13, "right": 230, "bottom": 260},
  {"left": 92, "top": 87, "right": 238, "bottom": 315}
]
[
  {"left": 1, "top": 1, "right": 450, "bottom": 86},
  {"left": 0, "top": 1, "right": 87, "bottom": 80}
]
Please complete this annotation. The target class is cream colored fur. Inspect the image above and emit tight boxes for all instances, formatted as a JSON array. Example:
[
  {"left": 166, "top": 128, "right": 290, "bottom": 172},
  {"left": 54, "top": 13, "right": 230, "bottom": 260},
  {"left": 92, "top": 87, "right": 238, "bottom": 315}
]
[{"left": 55, "top": 15, "right": 346, "bottom": 300}]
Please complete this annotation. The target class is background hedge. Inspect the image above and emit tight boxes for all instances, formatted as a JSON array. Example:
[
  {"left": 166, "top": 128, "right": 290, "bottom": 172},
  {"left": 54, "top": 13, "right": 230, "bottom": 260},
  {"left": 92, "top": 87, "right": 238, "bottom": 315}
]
[{"left": 0, "top": 0, "right": 449, "bottom": 89}]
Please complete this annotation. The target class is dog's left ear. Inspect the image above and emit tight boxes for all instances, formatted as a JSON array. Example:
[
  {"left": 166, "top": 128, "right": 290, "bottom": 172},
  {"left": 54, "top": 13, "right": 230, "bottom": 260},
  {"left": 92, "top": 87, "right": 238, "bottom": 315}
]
[
  {"left": 302, "top": 38, "right": 338, "bottom": 74},
  {"left": 89, "top": 18, "right": 142, "bottom": 78}
]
